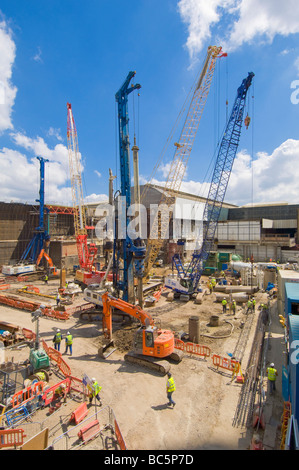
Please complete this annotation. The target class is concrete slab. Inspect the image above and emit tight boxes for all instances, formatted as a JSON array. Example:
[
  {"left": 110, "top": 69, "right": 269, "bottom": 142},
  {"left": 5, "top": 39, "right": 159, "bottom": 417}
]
[{"left": 263, "top": 423, "right": 278, "bottom": 449}]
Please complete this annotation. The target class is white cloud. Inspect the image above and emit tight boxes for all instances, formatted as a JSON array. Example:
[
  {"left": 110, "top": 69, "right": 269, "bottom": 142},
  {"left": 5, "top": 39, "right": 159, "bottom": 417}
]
[
  {"left": 0, "top": 20, "right": 17, "bottom": 132},
  {"left": 33, "top": 46, "right": 43, "bottom": 63},
  {"left": 223, "top": 139, "right": 299, "bottom": 205},
  {"left": 0, "top": 133, "right": 73, "bottom": 205},
  {"left": 141, "top": 139, "right": 299, "bottom": 207},
  {"left": 227, "top": 0, "right": 299, "bottom": 51},
  {"left": 177, "top": 0, "right": 235, "bottom": 62},
  {"left": 47, "top": 127, "right": 63, "bottom": 141},
  {"left": 178, "top": 0, "right": 299, "bottom": 61},
  {"left": 94, "top": 170, "right": 102, "bottom": 178},
  {"left": 85, "top": 193, "right": 108, "bottom": 203}
]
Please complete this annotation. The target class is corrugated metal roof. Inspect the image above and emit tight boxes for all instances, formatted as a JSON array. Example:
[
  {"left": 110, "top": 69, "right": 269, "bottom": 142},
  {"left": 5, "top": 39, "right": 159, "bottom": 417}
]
[{"left": 286, "top": 283, "right": 299, "bottom": 302}]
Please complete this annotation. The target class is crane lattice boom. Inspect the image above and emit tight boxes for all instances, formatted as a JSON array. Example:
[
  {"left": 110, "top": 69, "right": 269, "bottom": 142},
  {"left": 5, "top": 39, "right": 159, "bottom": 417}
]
[
  {"left": 143, "top": 46, "right": 225, "bottom": 277},
  {"left": 67, "top": 102, "right": 96, "bottom": 271},
  {"left": 186, "top": 72, "right": 255, "bottom": 293}
]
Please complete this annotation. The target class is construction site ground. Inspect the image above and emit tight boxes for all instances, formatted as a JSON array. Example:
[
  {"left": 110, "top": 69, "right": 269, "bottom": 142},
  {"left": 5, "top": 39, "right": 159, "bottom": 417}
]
[{"left": 0, "top": 271, "right": 285, "bottom": 451}]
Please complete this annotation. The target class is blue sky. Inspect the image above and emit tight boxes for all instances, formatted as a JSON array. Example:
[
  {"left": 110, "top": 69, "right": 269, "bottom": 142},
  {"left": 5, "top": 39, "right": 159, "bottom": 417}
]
[{"left": 1, "top": 0, "right": 299, "bottom": 207}]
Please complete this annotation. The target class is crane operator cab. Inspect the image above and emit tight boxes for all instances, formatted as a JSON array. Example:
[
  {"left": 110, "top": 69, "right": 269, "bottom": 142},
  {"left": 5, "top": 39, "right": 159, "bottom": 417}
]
[{"left": 180, "top": 277, "right": 193, "bottom": 293}]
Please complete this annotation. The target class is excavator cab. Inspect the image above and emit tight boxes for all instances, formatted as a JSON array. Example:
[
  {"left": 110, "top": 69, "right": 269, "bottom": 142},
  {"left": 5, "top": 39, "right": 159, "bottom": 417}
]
[{"left": 134, "top": 326, "right": 157, "bottom": 355}]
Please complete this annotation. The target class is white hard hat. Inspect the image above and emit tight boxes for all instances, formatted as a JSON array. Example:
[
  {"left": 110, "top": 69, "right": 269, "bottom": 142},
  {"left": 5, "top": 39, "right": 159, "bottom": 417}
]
[
  {"left": 270, "top": 363, "right": 274, "bottom": 367},
  {"left": 92, "top": 377, "right": 96, "bottom": 382},
  {"left": 57, "top": 329, "right": 60, "bottom": 332},
  {"left": 67, "top": 331, "right": 70, "bottom": 335}
]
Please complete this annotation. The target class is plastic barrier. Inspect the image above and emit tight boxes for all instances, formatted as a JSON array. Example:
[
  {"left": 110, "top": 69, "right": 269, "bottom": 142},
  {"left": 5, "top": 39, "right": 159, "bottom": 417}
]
[
  {"left": 185, "top": 342, "right": 211, "bottom": 358},
  {"left": 0, "top": 294, "right": 69, "bottom": 320},
  {"left": 174, "top": 338, "right": 211, "bottom": 357},
  {"left": 42, "top": 378, "right": 71, "bottom": 407},
  {"left": 5, "top": 405, "right": 29, "bottom": 426},
  {"left": 78, "top": 419, "right": 100, "bottom": 443},
  {"left": 0, "top": 284, "right": 10, "bottom": 290},
  {"left": 212, "top": 354, "right": 240, "bottom": 372},
  {"left": 174, "top": 338, "right": 185, "bottom": 351},
  {"left": 114, "top": 419, "right": 127, "bottom": 450},
  {"left": 11, "top": 381, "right": 44, "bottom": 408},
  {"left": 22, "top": 328, "right": 36, "bottom": 341},
  {"left": 70, "top": 402, "right": 88, "bottom": 425},
  {"left": 0, "top": 428, "right": 26, "bottom": 448},
  {"left": 41, "top": 340, "right": 72, "bottom": 377}
]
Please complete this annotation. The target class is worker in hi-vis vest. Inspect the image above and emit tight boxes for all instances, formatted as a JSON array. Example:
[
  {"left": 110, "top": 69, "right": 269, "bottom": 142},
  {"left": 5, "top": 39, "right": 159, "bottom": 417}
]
[
  {"left": 88, "top": 378, "right": 102, "bottom": 406},
  {"left": 53, "top": 328, "right": 62, "bottom": 351},
  {"left": 166, "top": 372, "right": 176, "bottom": 407},
  {"left": 64, "top": 331, "right": 73, "bottom": 356},
  {"left": 267, "top": 363, "right": 278, "bottom": 394}
]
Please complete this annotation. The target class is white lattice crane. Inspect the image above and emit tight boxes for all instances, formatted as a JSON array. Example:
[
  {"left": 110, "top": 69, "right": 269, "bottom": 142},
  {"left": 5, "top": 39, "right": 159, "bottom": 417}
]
[
  {"left": 67, "top": 103, "right": 97, "bottom": 283},
  {"left": 143, "top": 46, "right": 226, "bottom": 277}
]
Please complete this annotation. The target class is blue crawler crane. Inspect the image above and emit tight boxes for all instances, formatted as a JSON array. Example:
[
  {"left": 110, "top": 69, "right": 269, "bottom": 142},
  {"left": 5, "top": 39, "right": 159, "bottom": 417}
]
[{"left": 166, "top": 72, "right": 255, "bottom": 297}]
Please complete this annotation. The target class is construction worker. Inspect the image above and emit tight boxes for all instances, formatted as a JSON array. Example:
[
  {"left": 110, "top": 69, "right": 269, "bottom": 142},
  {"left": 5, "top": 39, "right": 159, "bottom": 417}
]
[
  {"left": 267, "top": 363, "right": 278, "bottom": 394},
  {"left": 56, "top": 292, "right": 61, "bottom": 307},
  {"left": 246, "top": 299, "right": 253, "bottom": 314},
  {"left": 211, "top": 277, "right": 216, "bottom": 291},
  {"left": 231, "top": 299, "right": 236, "bottom": 315},
  {"left": 166, "top": 372, "right": 176, "bottom": 407},
  {"left": 54, "top": 383, "right": 67, "bottom": 400},
  {"left": 222, "top": 298, "right": 227, "bottom": 314},
  {"left": 44, "top": 274, "right": 48, "bottom": 285},
  {"left": 88, "top": 378, "right": 102, "bottom": 406},
  {"left": 53, "top": 328, "right": 62, "bottom": 351},
  {"left": 252, "top": 297, "right": 256, "bottom": 312},
  {"left": 50, "top": 383, "right": 68, "bottom": 412},
  {"left": 64, "top": 331, "right": 73, "bottom": 356}
]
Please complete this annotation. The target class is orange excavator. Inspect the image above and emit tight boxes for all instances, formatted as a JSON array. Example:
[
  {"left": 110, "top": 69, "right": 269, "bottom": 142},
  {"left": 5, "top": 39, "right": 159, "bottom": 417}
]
[
  {"left": 100, "top": 292, "right": 183, "bottom": 374},
  {"left": 36, "top": 249, "right": 59, "bottom": 277}
]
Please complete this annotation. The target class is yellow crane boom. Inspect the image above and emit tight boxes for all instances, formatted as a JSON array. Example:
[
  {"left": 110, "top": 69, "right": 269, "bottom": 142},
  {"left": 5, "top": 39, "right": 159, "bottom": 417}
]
[{"left": 143, "top": 45, "right": 225, "bottom": 277}]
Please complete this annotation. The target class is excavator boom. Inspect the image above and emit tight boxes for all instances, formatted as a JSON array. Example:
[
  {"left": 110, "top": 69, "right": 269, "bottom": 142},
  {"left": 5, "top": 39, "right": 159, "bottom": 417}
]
[{"left": 100, "top": 292, "right": 183, "bottom": 374}]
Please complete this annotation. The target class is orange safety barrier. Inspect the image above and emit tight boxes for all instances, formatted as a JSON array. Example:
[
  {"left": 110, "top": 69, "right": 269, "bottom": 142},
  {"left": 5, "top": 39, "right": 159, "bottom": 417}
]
[
  {"left": 212, "top": 354, "right": 240, "bottom": 372},
  {"left": 42, "top": 378, "right": 71, "bottom": 407},
  {"left": 0, "top": 293, "right": 69, "bottom": 320},
  {"left": 70, "top": 402, "right": 88, "bottom": 425},
  {"left": 42, "top": 307, "right": 70, "bottom": 321},
  {"left": 185, "top": 342, "right": 211, "bottom": 358},
  {"left": 174, "top": 338, "right": 211, "bottom": 357},
  {"left": 0, "top": 284, "right": 10, "bottom": 290},
  {"left": 174, "top": 338, "right": 185, "bottom": 351},
  {"left": 22, "top": 328, "right": 36, "bottom": 341},
  {"left": 12, "top": 381, "right": 44, "bottom": 408},
  {"left": 78, "top": 419, "right": 100, "bottom": 443},
  {"left": 0, "top": 428, "right": 26, "bottom": 448},
  {"left": 41, "top": 340, "right": 72, "bottom": 376},
  {"left": 114, "top": 419, "right": 127, "bottom": 450}
]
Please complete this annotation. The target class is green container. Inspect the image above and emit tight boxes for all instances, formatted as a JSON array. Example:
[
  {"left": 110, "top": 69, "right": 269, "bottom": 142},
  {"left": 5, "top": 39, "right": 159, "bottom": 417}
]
[
  {"left": 29, "top": 348, "right": 50, "bottom": 371},
  {"left": 218, "top": 252, "right": 230, "bottom": 262}
]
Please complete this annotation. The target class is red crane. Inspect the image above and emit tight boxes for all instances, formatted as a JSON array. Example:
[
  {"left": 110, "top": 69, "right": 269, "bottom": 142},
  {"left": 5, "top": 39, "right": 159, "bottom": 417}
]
[{"left": 67, "top": 103, "right": 100, "bottom": 287}]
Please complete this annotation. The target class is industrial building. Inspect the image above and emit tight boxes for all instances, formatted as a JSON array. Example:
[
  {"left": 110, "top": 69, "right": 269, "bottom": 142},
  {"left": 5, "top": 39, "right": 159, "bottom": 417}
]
[{"left": 1, "top": 195, "right": 299, "bottom": 273}]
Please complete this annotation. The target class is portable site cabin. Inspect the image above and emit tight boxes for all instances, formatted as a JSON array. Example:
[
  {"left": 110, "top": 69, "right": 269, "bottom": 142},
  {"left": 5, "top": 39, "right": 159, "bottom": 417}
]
[
  {"left": 285, "top": 283, "right": 299, "bottom": 318},
  {"left": 286, "top": 314, "right": 299, "bottom": 448}
]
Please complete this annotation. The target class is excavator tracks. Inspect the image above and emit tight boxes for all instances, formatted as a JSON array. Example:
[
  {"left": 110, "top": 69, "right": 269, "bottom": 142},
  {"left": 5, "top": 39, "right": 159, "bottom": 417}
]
[
  {"left": 124, "top": 351, "right": 171, "bottom": 375},
  {"left": 169, "top": 348, "right": 184, "bottom": 363},
  {"left": 79, "top": 309, "right": 132, "bottom": 323}
]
